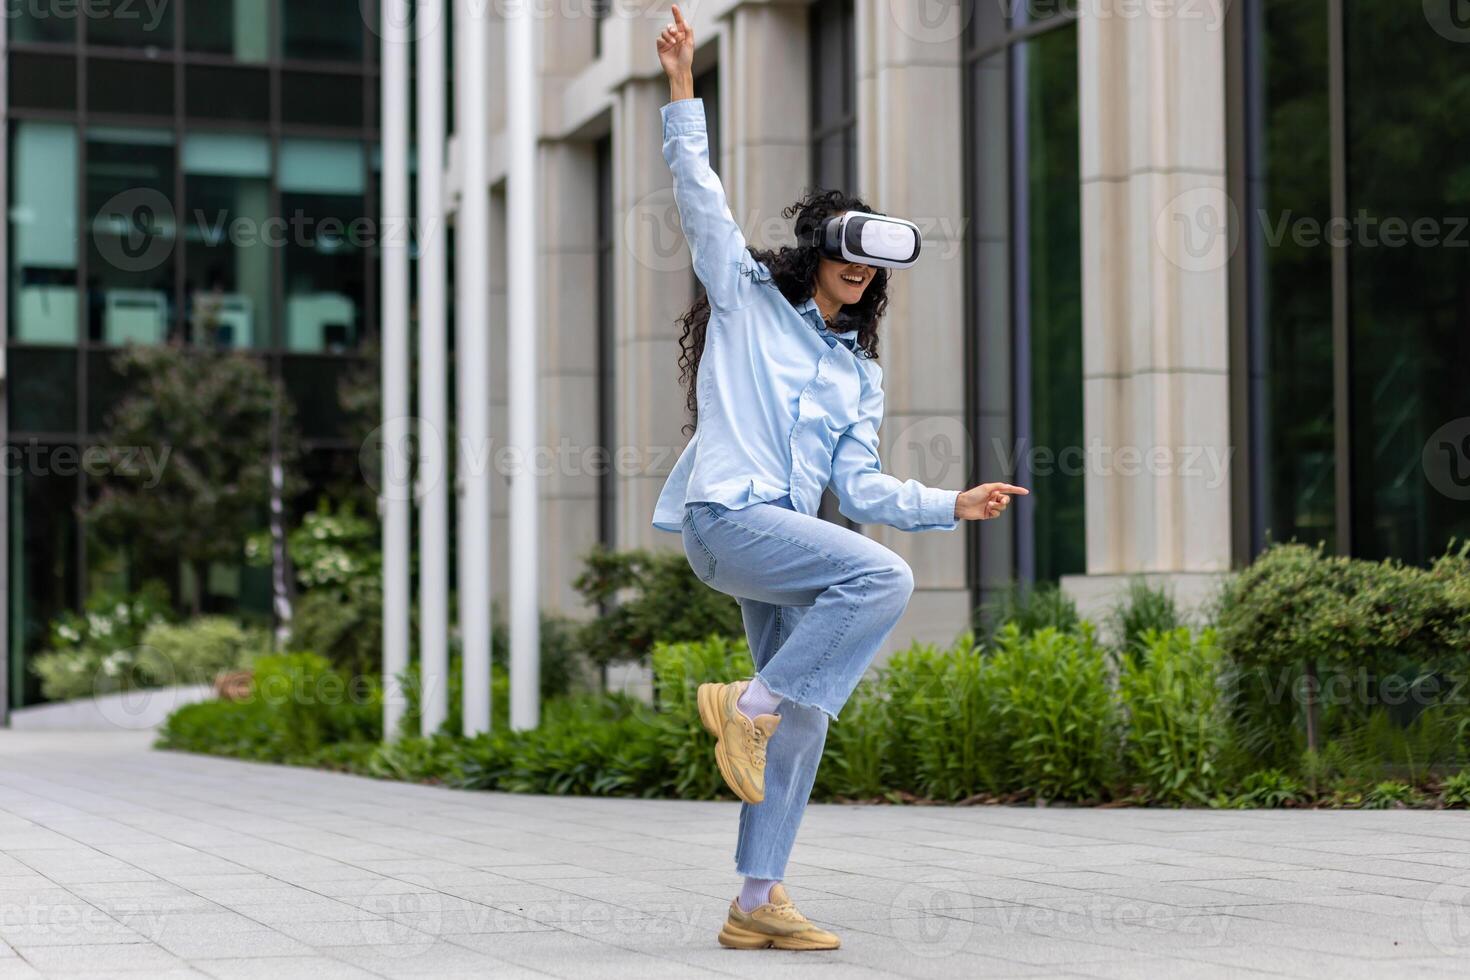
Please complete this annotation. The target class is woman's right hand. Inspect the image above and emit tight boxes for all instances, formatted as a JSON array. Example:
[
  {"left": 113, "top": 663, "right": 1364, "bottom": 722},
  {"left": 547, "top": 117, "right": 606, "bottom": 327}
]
[{"left": 657, "top": 5, "right": 695, "bottom": 90}]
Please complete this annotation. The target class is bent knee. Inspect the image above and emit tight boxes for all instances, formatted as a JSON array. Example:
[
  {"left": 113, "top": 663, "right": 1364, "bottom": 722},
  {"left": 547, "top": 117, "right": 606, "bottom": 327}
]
[{"left": 868, "top": 558, "right": 914, "bottom": 607}]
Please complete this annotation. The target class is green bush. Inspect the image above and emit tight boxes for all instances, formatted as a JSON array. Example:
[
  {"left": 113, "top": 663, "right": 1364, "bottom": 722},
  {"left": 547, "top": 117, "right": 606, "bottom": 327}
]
[
  {"left": 972, "top": 582, "right": 1080, "bottom": 646},
  {"left": 136, "top": 617, "right": 268, "bottom": 687},
  {"left": 1439, "top": 771, "right": 1470, "bottom": 807},
  {"left": 1109, "top": 580, "right": 1184, "bottom": 658},
  {"left": 1118, "top": 629, "right": 1229, "bottom": 804},
  {"left": 899, "top": 640, "right": 1011, "bottom": 801},
  {"left": 573, "top": 548, "right": 744, "bottom": 666},
  {"left": 31, "top": 583, "right": 174, "bottom": 700},
  {"left": 1224, "top": 769, "right": 1307, "bottom": 808},
  {"left": 988, "top": 624, "right": 1119, "bottom": 802}
]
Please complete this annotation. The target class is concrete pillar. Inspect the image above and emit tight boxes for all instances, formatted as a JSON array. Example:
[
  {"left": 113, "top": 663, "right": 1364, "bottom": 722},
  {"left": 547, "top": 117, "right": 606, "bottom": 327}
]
[
  {"left": 416, "top": 0, "right": 449, "bottom": 737},
  {"left": 1063, "top": 0, "right": 1234, "bottom": 625},
  {"left": 455, "top": 0, "right": 494, "bottom": 735},
  {"left": 853, "top": 0, "right": 972, "bottom": 652},
  {"left": 720, "top": 2, "right": 810, "bottom": 251},
  {"left": 379, "top": 0, "right": 412, "bottom": 741},
  {"left": 538, "top": 143, "right": 603, "bottom": 613},
  {"left": 612, "top": 78, "right": 698, "bottom": 552}
]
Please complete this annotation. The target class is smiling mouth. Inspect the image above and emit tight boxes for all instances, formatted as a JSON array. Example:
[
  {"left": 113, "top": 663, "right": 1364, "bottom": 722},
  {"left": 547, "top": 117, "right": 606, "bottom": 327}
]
[{"left": 841, "top": 274, "right": 865, "bottom": 285}]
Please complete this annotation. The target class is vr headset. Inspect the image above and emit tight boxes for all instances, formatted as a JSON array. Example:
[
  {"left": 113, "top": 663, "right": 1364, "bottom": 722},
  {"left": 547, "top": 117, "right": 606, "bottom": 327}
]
[{"left": 810, "top": 212, "right": 922, "bottom": 270}]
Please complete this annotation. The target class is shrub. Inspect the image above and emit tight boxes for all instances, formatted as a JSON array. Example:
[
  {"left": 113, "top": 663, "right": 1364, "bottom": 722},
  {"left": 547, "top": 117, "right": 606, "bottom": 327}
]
[
  {"left": 988, "top": 624, "right": 1119, "bottom": 802},
  {"left": 573, "top": 548, "right": 744, "bottom": 666},
  {"left": 31, "top": 583, "right": 174, "bottom": 700},
  {"left": 248, "top": 652, "right": 381, "bottom": 758},
  {"left": 972, "top": 582, "right": 1080, "bottom": 645},
  {"left": 1118, "top": 628, "right": 1229, "bottom": 804},
  {"left": 1109, "top": 580, "right": 1183, "bottom": 658},
  {"left": 1363, "top": 780, "right": 1419, "bottom": 809},
  {"left": 649, "top": 635, "right": 751, "bottom": 799},
  {"left": 136, "top": 617, "right": 268, "bottom": 687},
  {"left": 1439, "top": 771, "right": 1470, "bottom": 808},
  {"left": 1225, "top": 769, "right": 1307, "bottom": 808},
  {"left": 899, "top": 640, "right": 1011, "bottom": 801}
]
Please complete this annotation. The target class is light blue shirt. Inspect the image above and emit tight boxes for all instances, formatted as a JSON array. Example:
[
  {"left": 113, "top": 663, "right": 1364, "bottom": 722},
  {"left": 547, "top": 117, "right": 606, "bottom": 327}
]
[{"left": 651, "top": 98, "right": 960, "bottom": 535}]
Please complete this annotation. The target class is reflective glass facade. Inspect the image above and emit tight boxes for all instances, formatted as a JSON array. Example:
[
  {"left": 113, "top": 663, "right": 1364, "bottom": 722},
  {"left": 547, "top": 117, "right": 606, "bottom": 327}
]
[{"left": 5, "top": 1, "right": 380, "bottom": 708}]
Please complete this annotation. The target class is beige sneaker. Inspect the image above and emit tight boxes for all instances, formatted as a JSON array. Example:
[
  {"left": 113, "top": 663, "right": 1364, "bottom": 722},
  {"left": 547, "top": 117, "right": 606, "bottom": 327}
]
[
  {"left": 696, "top": 680, "right": 780, "bottom": 804},
  {"left": 717, "top": 884, "right": 841, "bottom": 950}
]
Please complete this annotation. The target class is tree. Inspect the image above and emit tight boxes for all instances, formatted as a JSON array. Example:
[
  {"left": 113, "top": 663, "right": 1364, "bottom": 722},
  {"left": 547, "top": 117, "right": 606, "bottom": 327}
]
[{"left": 87, "top": 344, "right": 301, "bottom": 616}]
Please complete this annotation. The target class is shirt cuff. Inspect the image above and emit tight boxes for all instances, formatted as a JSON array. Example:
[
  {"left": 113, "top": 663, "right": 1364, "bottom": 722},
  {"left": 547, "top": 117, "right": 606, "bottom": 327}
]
[
  {"left": 920, "top": 487, "right": 961, "bottom": 530},
  {"left": 661, "top": 97, "right": 706, "bottom": 139}
]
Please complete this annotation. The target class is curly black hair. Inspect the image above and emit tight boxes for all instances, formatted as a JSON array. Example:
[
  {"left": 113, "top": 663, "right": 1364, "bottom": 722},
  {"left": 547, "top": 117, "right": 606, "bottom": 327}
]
[{"left": 675, "top": 188, "right": 891, "bottom": 434}]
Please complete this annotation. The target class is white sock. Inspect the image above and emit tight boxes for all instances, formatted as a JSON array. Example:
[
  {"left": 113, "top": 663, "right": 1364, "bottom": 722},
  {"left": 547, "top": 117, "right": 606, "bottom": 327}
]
[
  {"left": 738, "top": 877, "right": 779, "bottom": 913},
  {"left": 736, "top": 676, "right": 782, "bottom": 719}
]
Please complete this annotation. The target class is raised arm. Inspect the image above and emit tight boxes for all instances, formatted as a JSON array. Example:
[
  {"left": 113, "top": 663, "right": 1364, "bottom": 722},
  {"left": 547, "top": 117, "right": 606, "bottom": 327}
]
[
  {"left": 829, "top": 363, "right": 1028, "bottom": 530},
  {"left": 657, "top": 5, "right": 749, "bottom": 310}
]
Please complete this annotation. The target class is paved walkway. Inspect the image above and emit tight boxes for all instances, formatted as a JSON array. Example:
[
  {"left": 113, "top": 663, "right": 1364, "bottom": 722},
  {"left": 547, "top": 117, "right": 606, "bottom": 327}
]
[{"left": 0, "top": 731, "right": 1467, "bottom": 979}]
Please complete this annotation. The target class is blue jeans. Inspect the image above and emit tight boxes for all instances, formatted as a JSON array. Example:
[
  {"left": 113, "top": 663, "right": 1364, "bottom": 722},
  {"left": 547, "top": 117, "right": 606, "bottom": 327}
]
[{"left": 680, "top": 496, "right": 915, "bottom": 880}]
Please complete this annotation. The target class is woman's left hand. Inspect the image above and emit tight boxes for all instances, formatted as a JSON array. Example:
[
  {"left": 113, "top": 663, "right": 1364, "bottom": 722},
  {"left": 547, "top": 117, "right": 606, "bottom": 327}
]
[{"left": 954, "top": 482, "right": 1028, "bottom": 521}]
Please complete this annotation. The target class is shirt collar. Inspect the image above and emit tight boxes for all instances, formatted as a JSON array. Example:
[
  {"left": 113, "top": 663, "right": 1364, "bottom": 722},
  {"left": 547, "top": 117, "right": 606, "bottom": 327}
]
[{"left": 796, "top": 297, "right": 859, "bottom": 351}]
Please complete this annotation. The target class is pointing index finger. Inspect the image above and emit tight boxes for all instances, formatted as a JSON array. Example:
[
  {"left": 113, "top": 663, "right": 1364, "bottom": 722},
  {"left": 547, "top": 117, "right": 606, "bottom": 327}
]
[
  {"left": 990, "top": 484, "right": 1029, "bottom": 496},
  {"left": 672, "top": 4, "right": 687, "bottom": 28}
]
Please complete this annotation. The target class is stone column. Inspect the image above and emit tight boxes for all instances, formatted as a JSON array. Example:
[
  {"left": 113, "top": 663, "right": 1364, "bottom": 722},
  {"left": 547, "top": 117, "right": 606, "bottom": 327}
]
[
  {"left": 854, "top": 0, "right": 972, "bottom": 652},
  {"left": 612, "top": 78, "right": 698, "bottom": 552},
  {"left": 537, "top": 142, "right": 603, "bottom": 613},
  {"left": 1063, "top": 0, "right": 1234, "bottom": 627},
  {"left": 719, "top": 1, "right": 811, "bottom": 250}
]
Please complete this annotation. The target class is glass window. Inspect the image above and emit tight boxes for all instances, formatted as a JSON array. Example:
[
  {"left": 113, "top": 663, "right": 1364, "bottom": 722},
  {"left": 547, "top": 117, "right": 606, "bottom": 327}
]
[
  {"left": 182, "top": 133, "right": 273, "bottom": 349},
  {"left": 281, "top": 356, "right": 355, "bottom": 438},
  {"left": 964, "top": 8, "right": 1083, "bottom": 588},
  {"left": 1241, "top": 0, "right": 1335, "bottom": 553},
  {"left": 1343, "top": 1, "right": 1470, "bottom": 563},
  {"left": 280, "top": 138, "right": 366, "bottom": 352},
  {"left": 10, "top": 6, "right": 76, "bottom": 44},
  {"left": 281, "top": 0, "right": 364, "bottom": 62},
  {"left": 8, "top": 53, "right": 77, "bottom": 111},
  {"left": 281, "top": 71, "right": 365, "bottom": 128},
  {"left": 6, "top": 349, "right": 78, "bottom": 433},
  {"left": 85, "top": 0, "right": 175, "bottom": 49},
  {"left": 86, "top": 58, "right": 174, "bottom": 118},
  {"left": 185, "top": 65, "right": 271, "bottom": 123},
  {"left": 9, "top": 122, "right": 79, "bottom": 345},
  {"left": 809, "top": 0, "right": 855, "bottom": 192},
  {"left": 1019, "top": 28, "right": 1083, "bottom": 582},
  {"left": 85, "top": 127, "right": 178, "bottom": 346},
  {"left": 9, "top": 454, "right": 81, "bottom": 709},
  {"left": 184, "top": 0, "right": 271, "bottom": 62}
]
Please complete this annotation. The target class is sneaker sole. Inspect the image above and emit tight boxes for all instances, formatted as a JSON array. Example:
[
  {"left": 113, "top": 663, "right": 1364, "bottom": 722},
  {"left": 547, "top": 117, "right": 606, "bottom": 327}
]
[
  {"left": 697, "top": 683, "right": 764, "bottom": 805},
  {"left": 717, "top": 922, "right": 840, "bottom": 951}
]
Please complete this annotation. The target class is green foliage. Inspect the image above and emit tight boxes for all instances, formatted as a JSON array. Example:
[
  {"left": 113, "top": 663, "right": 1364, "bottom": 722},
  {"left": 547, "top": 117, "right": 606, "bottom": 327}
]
[
  {"left": 250, "top": 502, "right": 383, "bottom": 676},
  {"left": 1363, "top": 780, "right": 1420, "bottom": 810},
  {"left": 136, "top": 617, "right": 268, "bottom": 687},
  {"left": 1224, "top": 770, "right": 1307, "bottom": 809},
  {"left": 31, "top": 583, "right": 174, "bottom": 700},
  {"left": 649, "top": 635, "right": 753, "bottom": 800},
  {"left": 1439, "top": 771, "right": 1470, "bottom": 808},
  {"left": 1118, "top": 629, "right": 1229, "bottom": 804},
  {"left": 972, "top": 582, "right": 1080, "bottom": 645},
  {"left": 1109, "top": 580, "right": 1184, "bottom": 658},
  {"left": 987, "top": 624, "right": 1119, "bottom": 802},
  {"left": 157, "top": 652, "right": 381, "bottom": 760},
  {"left": 899, "top": 640, "right": 1012, "bottom": 801},
  {"left": 572, "top": 548, "right": 744, "bottom": 666},
  {"left": 86, "top": 344, "right": 301, "bottom": 614}
]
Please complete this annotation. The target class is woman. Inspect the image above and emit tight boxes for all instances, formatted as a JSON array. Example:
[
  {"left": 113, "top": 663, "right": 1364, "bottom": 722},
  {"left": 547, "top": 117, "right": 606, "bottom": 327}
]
[{"left": 654, "top": 6, "right": 1027, "bottom": 951}]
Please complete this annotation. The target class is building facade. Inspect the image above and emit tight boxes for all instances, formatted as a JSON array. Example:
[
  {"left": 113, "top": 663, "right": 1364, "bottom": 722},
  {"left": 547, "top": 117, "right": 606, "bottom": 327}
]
[
  {"left": 5, "top": 0, "right": 1468, "bottom": 718},
  {"left": 2, "top": 2, "right": 382, "bottom": 715}
]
